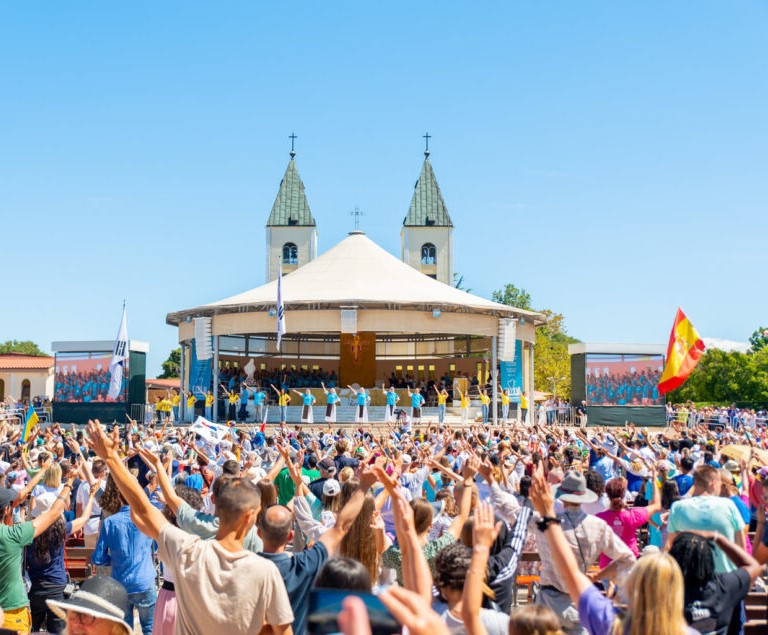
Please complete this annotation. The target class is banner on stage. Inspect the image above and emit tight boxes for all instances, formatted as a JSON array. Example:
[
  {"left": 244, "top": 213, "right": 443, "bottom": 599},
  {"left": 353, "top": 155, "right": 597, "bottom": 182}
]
[{"left": 190, "top": 416, "right": 231, "bottom": 444}]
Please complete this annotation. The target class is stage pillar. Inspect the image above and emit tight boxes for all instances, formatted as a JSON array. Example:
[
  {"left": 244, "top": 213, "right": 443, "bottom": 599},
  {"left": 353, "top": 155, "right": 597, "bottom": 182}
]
[
  {"left": 340, "top": 332, "right": 376, "bottom": 387},
  {"left": 212, "top": 336, "right": 219, "bottom": 421}
]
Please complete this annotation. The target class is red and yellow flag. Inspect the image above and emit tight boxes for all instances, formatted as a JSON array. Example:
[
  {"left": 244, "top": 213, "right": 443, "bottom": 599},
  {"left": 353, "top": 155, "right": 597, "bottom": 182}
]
[{"left": 658, "top": 308, "right": 706, "bottom": 395}]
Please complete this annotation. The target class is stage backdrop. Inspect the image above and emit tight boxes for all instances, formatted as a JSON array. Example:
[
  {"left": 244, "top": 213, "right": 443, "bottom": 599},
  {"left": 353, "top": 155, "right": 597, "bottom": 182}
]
[{"left": 339, "top": 332, "right": 376, "bottom": 387}]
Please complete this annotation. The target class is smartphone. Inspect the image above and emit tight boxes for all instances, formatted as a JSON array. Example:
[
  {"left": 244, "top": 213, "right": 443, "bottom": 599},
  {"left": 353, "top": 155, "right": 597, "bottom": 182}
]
[{"left": 307, "top": 589, "right": 399, "bottom": 635}]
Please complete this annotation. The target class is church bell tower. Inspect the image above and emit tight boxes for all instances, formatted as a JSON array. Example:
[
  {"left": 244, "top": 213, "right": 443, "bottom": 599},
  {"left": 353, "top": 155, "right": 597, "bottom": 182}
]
[
  {"left": 266, "top": 134, "right": 318, "bottom": 282},
  {"left": 401, "top": 134, "right": 454, "bottom": 285}
]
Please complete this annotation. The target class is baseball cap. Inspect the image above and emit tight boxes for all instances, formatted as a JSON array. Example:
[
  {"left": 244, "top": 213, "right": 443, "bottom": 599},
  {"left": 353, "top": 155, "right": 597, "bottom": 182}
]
[
  {"left": 322, "top": 479, "right": 341, "bottom": 497},
  {"left": 0, "top": 488, "right": 19, "bottom": 509},
  {"left": 401, "top": 454, "right": 412, "bottom": 466},
  {"left": 318, "top": 458, "right": 337, "bottom": 475}
]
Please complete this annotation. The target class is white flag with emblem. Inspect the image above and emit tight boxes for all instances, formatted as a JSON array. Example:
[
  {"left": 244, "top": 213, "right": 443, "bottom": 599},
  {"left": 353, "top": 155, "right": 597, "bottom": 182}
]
[
  {"left": 276, "top": 263, "right": 286, "bottom": 351},
  {"left": 108, "top": 306, "right": 129, "bottom": 400}
]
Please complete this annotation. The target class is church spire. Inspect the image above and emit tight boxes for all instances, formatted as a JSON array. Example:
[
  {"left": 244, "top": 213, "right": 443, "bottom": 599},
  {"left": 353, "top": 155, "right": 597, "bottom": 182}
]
[
  {"left": 266, "top": 140, "right": 316, "bottom": 227},
  {"left": 403, "top": 139, "right": 453, "bottom": 227}
]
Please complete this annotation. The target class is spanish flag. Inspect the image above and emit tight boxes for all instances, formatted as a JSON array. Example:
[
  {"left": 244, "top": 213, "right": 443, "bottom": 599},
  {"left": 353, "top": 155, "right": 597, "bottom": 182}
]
[
  {"left": 658, "top": 308, "right": 706, "bottom": 395},
  {"left": 22, "top": 404, "right": 39, "bottom": 442}
]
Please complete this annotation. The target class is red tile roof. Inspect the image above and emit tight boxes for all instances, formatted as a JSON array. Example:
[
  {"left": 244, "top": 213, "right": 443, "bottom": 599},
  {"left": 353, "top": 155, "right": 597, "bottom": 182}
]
[
  {"left": 146, "top": 378, "right": 180, "bottom": 389},
  {"left": 0, "top": 354, "right": 54, "bottom": 370}
]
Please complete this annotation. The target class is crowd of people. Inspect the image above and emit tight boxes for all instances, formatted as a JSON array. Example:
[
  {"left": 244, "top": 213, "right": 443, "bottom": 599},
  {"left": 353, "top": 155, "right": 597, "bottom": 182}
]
[
  {"left": 53, "top": 368, "right": 128, "bottom": 404},
  {"left": 668, "top": 403, "right": 768, "bottom": 430},
  {"left": 586, "top": 369, "right": 663, "bottom": 407},
  {"left": 1, "top": 414, "right": 768, "bottom": 635}
]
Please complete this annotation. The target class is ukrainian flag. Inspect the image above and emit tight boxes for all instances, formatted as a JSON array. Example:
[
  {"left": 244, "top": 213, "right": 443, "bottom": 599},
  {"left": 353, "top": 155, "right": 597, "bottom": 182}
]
[{"left": 22, "top": 405, "right": 39, "bottom": 442}]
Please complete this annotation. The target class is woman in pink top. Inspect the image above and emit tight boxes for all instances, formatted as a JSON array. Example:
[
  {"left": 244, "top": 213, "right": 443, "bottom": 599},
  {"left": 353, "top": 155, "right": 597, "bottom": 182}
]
[{"left": 596, "top": 472, "right": 661, "bottom": 568}]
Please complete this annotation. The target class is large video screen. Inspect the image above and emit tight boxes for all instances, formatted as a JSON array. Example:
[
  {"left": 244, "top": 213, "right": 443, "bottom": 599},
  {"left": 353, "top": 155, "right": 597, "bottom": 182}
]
[
  {"left": 54, "top": 352, "right": 128, "bottom": 403},
  {"left": 585, "top": 354, "right": 664, "bottom": 406}
]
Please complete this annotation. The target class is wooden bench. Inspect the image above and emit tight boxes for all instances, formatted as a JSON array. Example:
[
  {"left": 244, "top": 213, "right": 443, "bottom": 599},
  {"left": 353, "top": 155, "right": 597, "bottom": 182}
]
[{"left": 65, "top": 546, "right": 94, "bottom": 582}]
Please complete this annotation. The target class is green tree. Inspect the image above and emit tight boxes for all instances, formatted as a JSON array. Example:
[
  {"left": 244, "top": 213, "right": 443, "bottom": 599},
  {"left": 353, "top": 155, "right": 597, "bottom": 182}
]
[
  {"left": 534, "top": 310, "right": 580, "bottom": 400},
  {"left": 0, "top": 340, "right": 46, "bottom": 356},
  {"left": 491, "top": 284, "right": 532, "bottom": 310},
  {"left": 158, "top": 348, "right": 181, "bottom": 379},
  {"left": 668, "top": 346, "right": 768, "bottom": 408},
  {"left": 749, "top": 326, "right": 768, "bottom": 353},
  {"left": 491, "top": 284, "right": 579, "bottom": 400}
]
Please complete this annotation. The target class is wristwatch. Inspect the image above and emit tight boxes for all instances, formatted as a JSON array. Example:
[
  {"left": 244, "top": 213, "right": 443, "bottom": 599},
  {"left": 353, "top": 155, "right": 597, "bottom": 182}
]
[{"left": 536, "top": 516, "right": 562, "bottom": 532}]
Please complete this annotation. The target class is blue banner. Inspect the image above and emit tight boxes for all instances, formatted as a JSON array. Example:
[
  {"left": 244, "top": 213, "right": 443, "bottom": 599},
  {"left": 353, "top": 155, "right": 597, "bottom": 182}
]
[
  {"left": 188, "top": 339, "right": 213, "bottom": 396},
  {"left": 499, "top": 340, "right": 523, "bottom": 402}
]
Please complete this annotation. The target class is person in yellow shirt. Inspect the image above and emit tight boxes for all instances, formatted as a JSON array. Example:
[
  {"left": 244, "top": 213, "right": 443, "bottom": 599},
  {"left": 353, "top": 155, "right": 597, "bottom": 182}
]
[
  {"left": 500, "top": 386, "right": 510, "bottom": 424},
  {"left": 271, "top": 384, "right": 291, "bottom": 424},
  {"left": 186, "top": 391, "right": 197, "bottom": 421},
  {"left": 434, "top": 385, "right": 449, "bottom": 425},
  {"left": 204, "top": 389, "right": 214, "bottom": 420},
  {"left": 521, "top": 392, "right": 530, "bottom": 425},
  {"left": 479, "top": 389, "right": 491, "bottom": 424},
  {"left": 456, "top": 385, "right": 471, "bottom": 425},
  {"left": 171, "top": 390, "right": 181, "bottom": 421}
]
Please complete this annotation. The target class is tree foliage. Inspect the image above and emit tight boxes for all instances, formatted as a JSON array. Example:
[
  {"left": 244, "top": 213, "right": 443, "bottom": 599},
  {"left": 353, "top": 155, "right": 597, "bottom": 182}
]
[
  {"left": 158, "top": 348, "right": 181, "bottom": 379},
  {"left": 0, "top": 340, "right": 46, "bottom": 356},
  {"left": 491, "top": 285, "right": 579, "bottom": 399},
  {"left": 491, "top": 284, "right": 532, "bottom": 311},
  {"left": 668, "top": 345, "right": 768, "bottom": 407},
  {"left": 453, "top": 273, "right": 472, "bottom": 293},
  {"left": 750, "top": 326, "right": 768, "bottom": 353}
]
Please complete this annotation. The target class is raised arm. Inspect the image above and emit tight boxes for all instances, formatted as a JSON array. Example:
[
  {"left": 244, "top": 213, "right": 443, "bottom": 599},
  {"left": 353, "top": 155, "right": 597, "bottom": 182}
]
[
  {"left": 445, "top": 456, "right": 477, "bottom": 539},
  {"left": 86, "top": 420, "right": 168, "bottom": 541},
  {"left": 138, "top": 448, "right": 184, "bottom": 514},
  {"left": 461, "top": 503, "right": 501, "bottom": 635}
]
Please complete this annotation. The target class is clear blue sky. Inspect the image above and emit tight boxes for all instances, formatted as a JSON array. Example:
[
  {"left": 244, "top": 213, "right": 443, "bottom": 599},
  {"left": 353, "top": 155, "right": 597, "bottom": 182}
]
[{"left": 1, "top": 2, "right": 766, "bottom": 376}]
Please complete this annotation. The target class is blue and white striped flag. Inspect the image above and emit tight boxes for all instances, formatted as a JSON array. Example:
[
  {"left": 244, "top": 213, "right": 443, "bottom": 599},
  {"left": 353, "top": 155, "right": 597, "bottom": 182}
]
[
  {"left": 107, "top": 306, "right": 128, "bottom": 400},
  {"left": 276, "top": 264, "right": 286, "bottom": 351}
]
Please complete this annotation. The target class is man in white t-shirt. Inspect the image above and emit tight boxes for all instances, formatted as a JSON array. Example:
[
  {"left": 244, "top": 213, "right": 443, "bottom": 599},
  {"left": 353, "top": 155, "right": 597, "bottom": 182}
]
[
  {"left": 76, "top": 459, "right": 106, "bottom": 549},
  {"left": 86, "top": 420, "right": 294, "bottom": 635}
]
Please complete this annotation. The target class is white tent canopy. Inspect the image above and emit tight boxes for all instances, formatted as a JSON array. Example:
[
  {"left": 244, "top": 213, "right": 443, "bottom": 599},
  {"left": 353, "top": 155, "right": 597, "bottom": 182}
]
[{"left": 168, "top": 232, "right": 545, "bottom": 325}]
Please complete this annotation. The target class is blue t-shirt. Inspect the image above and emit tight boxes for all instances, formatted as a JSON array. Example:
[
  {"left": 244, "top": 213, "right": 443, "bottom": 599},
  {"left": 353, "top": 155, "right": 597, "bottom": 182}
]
[
  {"left": 259, "top": 542, "right": 328, "bottom": 635},
  {"left": 252, "top": 391, "right": 266, "bottom": 405},
  {"left": 386, "top": 392, "right": 398, "bottom": 406},
  {"left": 356, "top": 392, "right": 368, "bottom": 406},
  {"left": 673, "top": 473, "right": 694, "bottom": 496},
  {"left": 411, "top": 393, "right": 425, "bottom": 408},
  {"left": 302, "top": 394, "right": 315, "bottom": 406},
  {"left": 327, "top": 392, "right": 339, "bottom": 405}
]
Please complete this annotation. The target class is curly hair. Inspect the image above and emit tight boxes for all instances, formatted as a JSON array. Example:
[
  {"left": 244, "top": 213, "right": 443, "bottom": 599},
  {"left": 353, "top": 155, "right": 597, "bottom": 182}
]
[
  {"left": 99, "top": 474, "right": 124, "bottom": 517},
  {"left": 32, "top": 516, "right": 67, "bottom": 565},
  {"left": 434, "top": 542, "right": 473, "bottom": 591},
  {"left": 162, "top": 485, "right": 204, "bottom": 525}
]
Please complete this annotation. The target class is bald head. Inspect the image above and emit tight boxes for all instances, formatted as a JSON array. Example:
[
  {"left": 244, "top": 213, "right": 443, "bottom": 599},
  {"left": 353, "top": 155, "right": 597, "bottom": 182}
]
[{"left": 258, "top": 504, "right": 293, "bottom": 548}]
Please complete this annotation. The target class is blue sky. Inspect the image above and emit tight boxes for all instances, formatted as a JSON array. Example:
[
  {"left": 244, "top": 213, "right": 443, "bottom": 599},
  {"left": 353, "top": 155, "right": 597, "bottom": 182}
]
[{"left": 1, "top": 2, "right": 766, "bottom": 376}]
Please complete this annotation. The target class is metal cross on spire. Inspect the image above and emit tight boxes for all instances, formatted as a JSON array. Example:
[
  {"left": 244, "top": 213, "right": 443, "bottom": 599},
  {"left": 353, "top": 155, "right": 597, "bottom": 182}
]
[
  {"left": 423, "top": 131, "right": 431, "bottom": 157},
  {"left": 289, "top": 132, "right": 297, "bottom": 158},
  {"left": 350, "top": 206, "right": 364, "bottom": 230}
]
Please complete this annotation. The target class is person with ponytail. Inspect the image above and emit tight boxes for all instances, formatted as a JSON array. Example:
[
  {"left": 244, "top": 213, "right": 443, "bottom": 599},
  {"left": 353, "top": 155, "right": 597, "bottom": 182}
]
[{"left": 595, "top": 471, "right": 661, "bottom": 568}]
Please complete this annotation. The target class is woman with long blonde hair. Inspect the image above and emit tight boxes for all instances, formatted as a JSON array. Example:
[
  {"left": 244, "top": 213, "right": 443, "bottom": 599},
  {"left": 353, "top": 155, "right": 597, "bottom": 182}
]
[
  {"left": 529, "top": 463, "right": 695, "bottom": 635},
  {"left": 338, "top": 482, "right": 379, "bottom": 582}
]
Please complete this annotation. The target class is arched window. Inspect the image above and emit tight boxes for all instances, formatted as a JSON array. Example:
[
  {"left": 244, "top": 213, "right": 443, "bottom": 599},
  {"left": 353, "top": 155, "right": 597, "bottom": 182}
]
[
  {"left": 282, "top": 243, "right": 298, "bottom": 265},
  {"left": 421, "top": 243, "right": 436, "bottom": 265},
  {"left": 21, "top": 379, "right": 31, "bottom": 401}
]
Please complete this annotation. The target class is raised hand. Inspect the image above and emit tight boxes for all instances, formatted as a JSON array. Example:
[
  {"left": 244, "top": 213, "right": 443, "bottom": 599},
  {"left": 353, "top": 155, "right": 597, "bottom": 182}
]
[
  {"left": 472, "top": 502, "right": 502, "bottom": 548},
  {"left": 379, "top": 587, "right": 450, "bottom": 635},
  {"left": 530, "top": 462, "right": 556, "bottom": 518},
  {"left": 462, "top": 454, "right": 480, "bottom": 480},
  {"left": 85, "top": 419, "right": 119, "bottom": 461}
]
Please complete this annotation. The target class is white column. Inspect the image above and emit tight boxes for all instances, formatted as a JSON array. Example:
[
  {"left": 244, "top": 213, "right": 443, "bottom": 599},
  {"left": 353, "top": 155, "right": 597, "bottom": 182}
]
[
  {"left": 212, "top": 336, "right": 220, "bottom": 422},
  {"left": 528, "top": 343, "right": 535, "bottom": 425},
  {"left": 491, "top": 335, "right": 498, "bottom": 427},
  {"left": 179, "top": 343, "right": 186, "bottom": 421}
]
